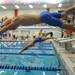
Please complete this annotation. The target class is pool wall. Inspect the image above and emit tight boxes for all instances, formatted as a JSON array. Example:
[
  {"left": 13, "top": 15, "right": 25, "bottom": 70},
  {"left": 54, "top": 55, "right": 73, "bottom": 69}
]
[
  {"left": 52, "top": 40, "right": 74, "bottom": 75},
  {"left": 51, "top": 41, "right": 66, "bottom": 75}
]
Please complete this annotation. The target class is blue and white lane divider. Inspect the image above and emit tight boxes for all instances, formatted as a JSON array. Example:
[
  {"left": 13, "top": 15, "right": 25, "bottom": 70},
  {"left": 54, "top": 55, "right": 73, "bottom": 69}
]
[
  {"left": 0, "top": 40, "right": 51, "bottom": 44},
  {"left": 0, "top": 53, "right": 55, "bottom": 56},
  {"left": 0, "top": 45, "right": 52, "bottom": 48},
  {"left": 0, "top": 41, "right": 52, "bottom": 46},
  {"left": 0, "top": 65, "right": 61, "bottom": 71},
  {"left": 0, "top": 48, "right": 53, "bottom": 50}
]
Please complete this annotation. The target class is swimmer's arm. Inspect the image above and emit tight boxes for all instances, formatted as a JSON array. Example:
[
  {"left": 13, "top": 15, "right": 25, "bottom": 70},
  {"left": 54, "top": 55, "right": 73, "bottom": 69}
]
[
  {"left": 0, "top": 23, "right": 13, "bottom": 33},
  {"left": 0, "top": 15, "right": 41, "bottom": 33},
  {"left": 0, "top": 19, "right": 18, "bottom": 33},
  {"left": 38, "top": 29, "right": 43, "bottom": 36},
  {"left": 0, "top": 13, "right": 64, "bottom": 33},
  {"left": 11, "top": 15, "right": 41, "bottom": 26},
  {"left": 18, "top": 15, "right": 41, "bottom": 25}
]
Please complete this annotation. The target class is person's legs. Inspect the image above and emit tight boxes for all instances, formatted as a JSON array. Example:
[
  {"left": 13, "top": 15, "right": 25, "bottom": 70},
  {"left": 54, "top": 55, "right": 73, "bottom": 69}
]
[
  {"left": 44, "top": 32, "right": 53, "bottom": 38},
  {"left": 44, "top": 32, "right": 51, "bottom": 36},
  {"left": 45, "top": 32, "right": 52, "bottom": 36},
  {"left": 19, "top": 41, "right": 36, "bottom": 53}
]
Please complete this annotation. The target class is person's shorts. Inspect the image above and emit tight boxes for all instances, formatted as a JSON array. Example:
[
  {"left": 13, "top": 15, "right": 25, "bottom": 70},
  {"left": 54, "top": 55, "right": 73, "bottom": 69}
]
[
  {"left": 35, "top": 37, "right": 41, "bottom": 42},
  {"left": 40, "top": 11, "right": 63, "bottom": 28}
]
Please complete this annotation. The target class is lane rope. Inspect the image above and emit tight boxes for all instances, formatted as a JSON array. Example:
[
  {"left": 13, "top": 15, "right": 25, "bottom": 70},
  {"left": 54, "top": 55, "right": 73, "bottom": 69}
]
[
  {"left": 0, "top": 65, "right": 61, "bottom": 71},
  {"left": 0, "top": 48, "right": 53, "bottom": 50},
  {"left": 0, "top": 53, "right": 55, "bottom": 56}
]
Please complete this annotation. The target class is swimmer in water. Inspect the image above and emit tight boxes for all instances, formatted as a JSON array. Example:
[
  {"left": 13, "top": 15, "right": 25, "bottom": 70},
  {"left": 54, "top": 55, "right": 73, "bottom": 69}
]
[
  {"left": 0, "top": 8, "right": 65, "bottom": 33},
  {"left": 19, "top": 29, "right": 53, "bottom": 53}
]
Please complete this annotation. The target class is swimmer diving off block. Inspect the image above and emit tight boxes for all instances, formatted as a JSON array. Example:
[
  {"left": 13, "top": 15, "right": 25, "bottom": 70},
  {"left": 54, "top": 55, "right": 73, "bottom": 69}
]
[
  {"left": 19, "top": 29, "right": 53, "bottom": 53},
  {"left": 0, "top": 10, "right": 65, "bottom": 33},
  {"left": 0, "top": 9, "right": 65, "bottom": 52}
]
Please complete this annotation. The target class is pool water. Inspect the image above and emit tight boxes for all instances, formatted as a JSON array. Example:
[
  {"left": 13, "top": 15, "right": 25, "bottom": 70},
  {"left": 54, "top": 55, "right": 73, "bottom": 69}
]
[
  {"left": 0, "top": 70, "right": 63, "bottom": 75},
  {"left": 0, "top": 41, "right": 64, "bottom": 75}
]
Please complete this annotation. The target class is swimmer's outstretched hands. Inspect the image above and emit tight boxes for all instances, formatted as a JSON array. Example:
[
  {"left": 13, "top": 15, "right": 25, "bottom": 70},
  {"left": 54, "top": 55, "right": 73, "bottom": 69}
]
[
  {"left": 0, "top": 14, "right": 40, "bottom": 33},
  {"left": 0, "top": 17, "right": 20, "bottom": 33}
]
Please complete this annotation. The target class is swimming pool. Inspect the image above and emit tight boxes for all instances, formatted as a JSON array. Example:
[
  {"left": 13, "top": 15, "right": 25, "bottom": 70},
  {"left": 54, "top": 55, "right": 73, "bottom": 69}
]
[{"left": 0, "top": 40, "right": 64, "bottom": 75}]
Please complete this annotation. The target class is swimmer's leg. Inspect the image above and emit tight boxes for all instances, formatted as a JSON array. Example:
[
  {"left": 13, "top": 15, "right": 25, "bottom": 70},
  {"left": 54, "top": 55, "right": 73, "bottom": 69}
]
[
  {"left": 44, "top": 32, "right": 53, "bottom": 38},
  {"left": 19, "top": 41, "right": 36, "bottom": 53},
  {"left": 44, "top": 32, "right": 52, "bottom": 36}
]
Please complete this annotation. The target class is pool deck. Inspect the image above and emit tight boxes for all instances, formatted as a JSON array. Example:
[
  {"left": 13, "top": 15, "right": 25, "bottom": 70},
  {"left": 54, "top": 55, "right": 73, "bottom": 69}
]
[{"left": 52, "top": 40, "right": 75, "bottom": 75}]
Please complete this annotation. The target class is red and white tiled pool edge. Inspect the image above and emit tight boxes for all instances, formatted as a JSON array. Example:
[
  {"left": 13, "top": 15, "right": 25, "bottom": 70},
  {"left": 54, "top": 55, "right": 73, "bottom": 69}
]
[{"left": 52, "top": 40, "right": 75, "bottom": 75}]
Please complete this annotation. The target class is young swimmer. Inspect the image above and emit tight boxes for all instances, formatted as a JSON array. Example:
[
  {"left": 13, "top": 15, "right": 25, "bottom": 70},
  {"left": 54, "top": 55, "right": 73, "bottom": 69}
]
[
  {"left": 0, "top": 10, "right": 65, "bottom": 33},
  {"left": 19, "top": 29, "right": 53, "bottom": 53}
]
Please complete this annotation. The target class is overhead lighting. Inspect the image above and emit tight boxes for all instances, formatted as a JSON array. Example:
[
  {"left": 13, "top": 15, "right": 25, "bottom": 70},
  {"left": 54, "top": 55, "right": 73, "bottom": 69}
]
[
  {"left": 29, "top": 5, "right": 33, "bottom": 8},
  {"left": 0, "top": 0, "right": 3, "bottom": 4},
  {"left": 1, "top": 6, "right": 7, "bottom": 9},
  {"left": 23, "top": 0, "right": 39, "bottom": 3},
  {"left": 43, "top": 4, "right": 47, "bottom": 8},
  {"left": 0, "top": 71, "right": 4, "bottom": 74},
  {"left": 14, "top": 5, "right": 20, "bottom": 9},
  {"left": 58, "top": 3, "right": 62, "bottom": 7},
  {"left": 43, "top": 0, "right": 63, "bottom": 4}
]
